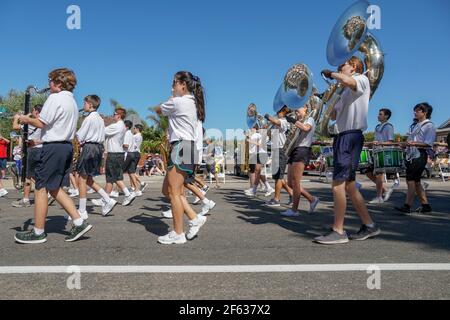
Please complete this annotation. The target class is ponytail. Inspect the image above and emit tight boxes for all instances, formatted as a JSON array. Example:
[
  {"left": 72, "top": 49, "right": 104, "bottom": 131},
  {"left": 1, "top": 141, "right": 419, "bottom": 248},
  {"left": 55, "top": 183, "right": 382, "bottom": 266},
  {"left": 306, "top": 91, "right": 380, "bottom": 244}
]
[{"left": 174, "top": 71, "right": 206, "bottom": 123}]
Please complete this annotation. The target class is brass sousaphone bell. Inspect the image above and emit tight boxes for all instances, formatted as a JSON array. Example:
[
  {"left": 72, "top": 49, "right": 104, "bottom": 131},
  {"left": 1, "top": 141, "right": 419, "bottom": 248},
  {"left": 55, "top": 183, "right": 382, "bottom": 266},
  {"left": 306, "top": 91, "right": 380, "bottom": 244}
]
[{"left": 317, "top": 0, "right": 385, "bottom": 137}]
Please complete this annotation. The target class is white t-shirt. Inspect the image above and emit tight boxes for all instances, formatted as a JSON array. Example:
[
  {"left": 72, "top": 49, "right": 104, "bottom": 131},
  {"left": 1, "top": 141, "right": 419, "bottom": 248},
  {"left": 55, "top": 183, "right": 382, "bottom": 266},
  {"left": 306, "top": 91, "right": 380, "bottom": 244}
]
[
  {"left": 195, "top": 120, "right": 203, "bottom": 165},
  {"left": 277, "top": 118, "right": 289, "bottom": 148},
  {"left": 334, "top": 74, "right": 370, "bottom": 133},
  {"left": 123, "top": 130, "right": 135, "bottom": 152},
  {"left": 408, "top": 120, "right": 437, "bottom": 147},
  {"left": 22, "top": 125, "right": 42, "bottom": 149},
  {"left": 132, "top": 133, "right": 143, "bottom": 153},
  {"left": 161, "top": 95, "right": 197, "bottom": 142},
  {"left": 39, "top": 91, "right": 78, "bottom": 143},
  {"left": 249, "top": 132, "right": 267, "bottom": 155},
  {"left": 76, "top": 111, "right": 105, "bottom": 144},
  {"left": 105, "top": 120, "right": 126, "bottom": 153},
  {"left": 297, "top": 117, "right": 316, "bottom": 148},
  {"left": 375, "top": 122, "right": 394, "bottom": 142}
]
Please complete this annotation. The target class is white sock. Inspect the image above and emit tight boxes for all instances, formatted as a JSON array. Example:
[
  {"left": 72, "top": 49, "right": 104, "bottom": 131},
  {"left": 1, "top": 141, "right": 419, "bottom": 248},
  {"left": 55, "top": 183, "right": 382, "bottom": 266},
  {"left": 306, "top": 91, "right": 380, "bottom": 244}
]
[
  {"left": 73, "top": 218, "right": 83, "bottom": 227},
  {"left": 366, "top": 223, "right": 375, "bottom": 228},
  {"left": 33, "top": 227, "right": 44, "bottom": 235},
  {"left": 23, "top": 198, "right": 30, "bottom": 202},
  {"left": 202, "top": 198, "right": 210, "bottom": 205},
  {"left": 122, "top": 188, "right": 131, "bottom": 197},
  {"left": 264, "top": 181, "right": 271, "bottom": 189},
  {"left": 98, "top": 189, "right": 112, "bottom": 202},
  {"left": 79, "top": 198, "right": 87, "bottom": 213}
]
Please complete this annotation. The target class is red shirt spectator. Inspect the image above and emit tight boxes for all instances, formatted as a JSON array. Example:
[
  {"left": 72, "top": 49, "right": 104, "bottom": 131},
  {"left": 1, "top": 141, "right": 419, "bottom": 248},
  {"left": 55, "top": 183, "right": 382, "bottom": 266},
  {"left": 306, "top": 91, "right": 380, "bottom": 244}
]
[{"left": 0, "top": 138, "right": 9, "bottom": 159}]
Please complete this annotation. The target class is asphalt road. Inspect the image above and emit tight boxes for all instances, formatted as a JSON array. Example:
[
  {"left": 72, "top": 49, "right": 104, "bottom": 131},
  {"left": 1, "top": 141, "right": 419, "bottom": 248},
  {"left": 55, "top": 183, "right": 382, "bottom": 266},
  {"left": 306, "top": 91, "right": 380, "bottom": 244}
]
[{"left": 0, "top": 174, "right": 449, "bottom": 300}]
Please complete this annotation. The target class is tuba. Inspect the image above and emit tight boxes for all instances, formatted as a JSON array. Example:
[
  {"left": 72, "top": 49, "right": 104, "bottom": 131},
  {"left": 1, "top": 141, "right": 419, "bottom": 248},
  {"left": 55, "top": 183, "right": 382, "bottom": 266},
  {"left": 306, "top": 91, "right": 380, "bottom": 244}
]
[
  {"left": 317, "top": 0, "right": 384, "bottom": 138},
  {"left": 272, "top": 63, "right": 314, "bottom": 158}
]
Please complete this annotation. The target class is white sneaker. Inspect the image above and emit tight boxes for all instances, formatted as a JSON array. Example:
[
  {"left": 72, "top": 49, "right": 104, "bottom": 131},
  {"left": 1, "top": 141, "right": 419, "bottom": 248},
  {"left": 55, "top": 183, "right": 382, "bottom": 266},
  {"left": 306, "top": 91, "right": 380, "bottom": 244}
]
[
  {"left": 135, "top": 190, "right": 143, "bottom": 197},
  {"left": 161, "top": 209, "right": 173, "bottom": 219},
  {"left": 0, "top": 189, "right": 8, "bottom": 198},
  {"left": 66, "top": 211, "right": 88, "bottom": 221},
  {"left": 421, "top": 181, "right": 429, "bottom": 191},
  {"left": 87, "top": 188, "right": 95, "bottom": 194},
  {"left": 122, "top": 192, "right": 136, "bottom": 206},
  {"left": 158, "top": 231, "right": 187, "bottom": 245},
  {"left": 200, "top": 200, "right": 216, "bottom": 216},
  {"left": 140, "top": 182, "right": 148, "bottom": 192},
  {"left": 281, "top": 209, "right": 300, "bottom": 217},
  {"left": 91, "top": 198, "right": 105, "bottom": 207},
  {"left": 393, "top": 180, "right": 400, "bottom": 189},
  {"left": 102, "top": 199, "right": 117, "bottom": 216},
  {"left": 110, "top": 191, "right": 119, "bottom": 198},
  {"left": 244, "top": 188, "right": 256, "bottom": 197},
  {"left": 264, "top": 188, "right": 275, "bottom": 197},
  {"left": 369, "top": 197, "right": 384, "bottom": 204},
  {"left": 383, "top": 188, "right": 394, "bottom": 202},
  {"left": 309, "top": 197, "right": 320, "bottom": 214},
  {"left": 186, "top": 215, "right": 207, "bottom": 240}
]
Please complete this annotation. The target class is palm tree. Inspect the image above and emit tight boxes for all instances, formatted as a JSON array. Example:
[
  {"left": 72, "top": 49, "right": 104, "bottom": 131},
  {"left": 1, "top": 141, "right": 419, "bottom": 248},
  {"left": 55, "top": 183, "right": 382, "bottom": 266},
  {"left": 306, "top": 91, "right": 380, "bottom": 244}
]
[{"left": 147, "top": 104, "right": 169, "bottom": 165}]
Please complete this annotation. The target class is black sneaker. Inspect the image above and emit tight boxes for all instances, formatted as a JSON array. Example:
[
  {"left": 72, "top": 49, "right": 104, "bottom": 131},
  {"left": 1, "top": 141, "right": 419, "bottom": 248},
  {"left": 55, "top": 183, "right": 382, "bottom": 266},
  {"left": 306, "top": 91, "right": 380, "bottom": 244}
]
[
  {"left": 415, "top": 206, "right": 432, "bottom": 214},
  {"left": 395, "top": 205, "right": 411, "bottom": 214},
  {"left": 349, "top": 224, "right": 381, "bottom": 241},
  {"left": 314, "top": 230, "right": 349, "bottom": 245},
  {"left": 65, "top": 221, "right": 93, "bottom": 242},
  {"left": 15, "top": 230, "right": 47, "bottom": 244}
]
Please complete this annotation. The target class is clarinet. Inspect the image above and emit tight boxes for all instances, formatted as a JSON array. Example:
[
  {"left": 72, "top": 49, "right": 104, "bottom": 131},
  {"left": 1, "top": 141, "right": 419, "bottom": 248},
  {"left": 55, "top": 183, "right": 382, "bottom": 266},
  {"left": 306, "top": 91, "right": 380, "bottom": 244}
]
[{"left": 21, "top": 86, "right": 49, "bottom": 188}]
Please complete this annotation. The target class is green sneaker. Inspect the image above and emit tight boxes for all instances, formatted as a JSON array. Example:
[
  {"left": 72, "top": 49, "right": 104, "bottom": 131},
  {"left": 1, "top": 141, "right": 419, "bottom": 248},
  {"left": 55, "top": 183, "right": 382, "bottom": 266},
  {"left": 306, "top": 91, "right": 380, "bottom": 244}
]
[
  {"left": 65, "top": 221, "right": 93, "bottom": 242},
  {"left": 14, "top": 230, "right": 47, "bottom": 244}
]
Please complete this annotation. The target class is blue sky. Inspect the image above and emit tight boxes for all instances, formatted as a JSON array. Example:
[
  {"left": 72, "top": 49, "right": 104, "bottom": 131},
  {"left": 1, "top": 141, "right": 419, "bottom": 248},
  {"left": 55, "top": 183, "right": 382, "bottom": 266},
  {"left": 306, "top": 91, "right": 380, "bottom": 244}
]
[{"left": 1, "top": 0, "right": 449, "bottom": 136}]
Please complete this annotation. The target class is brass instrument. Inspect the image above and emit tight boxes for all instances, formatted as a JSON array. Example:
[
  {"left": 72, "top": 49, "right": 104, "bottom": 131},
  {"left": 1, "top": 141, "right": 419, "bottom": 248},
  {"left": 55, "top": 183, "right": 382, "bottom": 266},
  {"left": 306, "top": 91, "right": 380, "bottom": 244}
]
[
  {"left": 272, "top": 63, "right": 315, "bottom": 157},
  {"left": 317, "top": 0, "right": 384, "bottom": 138}
]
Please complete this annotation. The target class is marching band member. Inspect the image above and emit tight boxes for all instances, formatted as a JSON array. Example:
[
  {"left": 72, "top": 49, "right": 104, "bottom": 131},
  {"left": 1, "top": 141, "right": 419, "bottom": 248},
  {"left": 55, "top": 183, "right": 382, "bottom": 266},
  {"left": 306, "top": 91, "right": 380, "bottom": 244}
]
[
  {"left": 244, "top": 118, "right": 274, "bottom": 197},
  {"left": 11, "top": 104, "right": 43, "bottom": 207},
  {"left": 315, "top": 57, "right": 380, "bottom": 245},
  {"left": 14, "top": 68, "right": 92, "bottom": 244},
  {"left": 156, "top": 71, "right": 208, "bottom": 245},
  {"left": 264, "top": 106, "right": 319, "bottom": 212},
  {"left": 102, "top": 108, "right": 136, "bottom": 212},
  {"left": 74, "top": 95, "right": 116, "bottom": 219},
  {"left": 395, "top": 103, "right": 436, "bottom": 214},
  {"left": 281, "top": 105, "right": 319, "bottom": 217},
  {"left": 123, "top": 120, "right": 142, "bottom": 196},
  {"left": 366, "top": 108, "right": 395, "bottom": 204},
  {"left": 132, "top": 124, "right": 148, "bottom": 192}
]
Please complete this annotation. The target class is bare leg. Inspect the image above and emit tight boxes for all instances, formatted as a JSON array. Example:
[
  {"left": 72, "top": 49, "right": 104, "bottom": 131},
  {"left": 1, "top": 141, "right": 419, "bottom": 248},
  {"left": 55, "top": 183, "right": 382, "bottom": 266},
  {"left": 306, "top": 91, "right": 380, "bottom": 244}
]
[
  {"left": 332, "top": 181, "right": 347, "bottom": 234},
  {"left": 346, "top": 181, "right": 373, "bottom": 226},
  {"left": 415, "top": 181, "right": 429, "bottom": 205}
]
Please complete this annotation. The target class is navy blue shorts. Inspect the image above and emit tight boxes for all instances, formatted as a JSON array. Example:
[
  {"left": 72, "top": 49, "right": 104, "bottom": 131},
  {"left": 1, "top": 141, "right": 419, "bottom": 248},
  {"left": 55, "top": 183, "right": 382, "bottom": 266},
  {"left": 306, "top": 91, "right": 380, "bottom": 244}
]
[
  {"left": 0, "top": 158, "right": 6, "bottom": 170},
  {"left": 333, "top": 130, "right": 364, "bottom": 182},
  {"left": 35, "top": 142, "right": 73, "bottom": 191},
  {"left": 77, "top": 143, "right": 104, "bottom": 177},
  {"left": 106, "top": 153, "right": 125, "bottom": 183},
  {"left": 26, "top": 147, "right": 41, "bottom": 178}
]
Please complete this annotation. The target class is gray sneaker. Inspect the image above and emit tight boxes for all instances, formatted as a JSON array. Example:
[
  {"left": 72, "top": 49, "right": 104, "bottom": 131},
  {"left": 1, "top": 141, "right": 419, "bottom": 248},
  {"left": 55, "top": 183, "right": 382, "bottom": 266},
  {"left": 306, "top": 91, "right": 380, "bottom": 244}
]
[
  {"left": 265, "top": 199, "right": 281, "bottom": 207},
  {"left": 65, "top": 221, "right": 93, "bottom": 242},
  {"left": 140, "top": 182, "right": 148, "bottom": 192},
  {"left": 349, "top": 224, "right": 381, "bottom": 241},
  {"left": 314, "top": 230, "right": 349, "bottom": 245},
  {"left": 12, "top": 199, "right": 31, "bottom": 208},
  {"left": 14, "top": 230, "right": 47, "bottom": 244}
]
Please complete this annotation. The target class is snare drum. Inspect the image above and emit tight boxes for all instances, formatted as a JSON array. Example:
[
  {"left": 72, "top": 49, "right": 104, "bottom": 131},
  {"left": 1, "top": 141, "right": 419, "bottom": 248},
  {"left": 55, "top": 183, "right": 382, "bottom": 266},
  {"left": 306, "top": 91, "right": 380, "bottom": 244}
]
[
  {"left": 373, "top": 146, "right": 405, "bottom": 173},
  {"left": 358, "top": 147, "right": 372, "bottom": 169}
]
